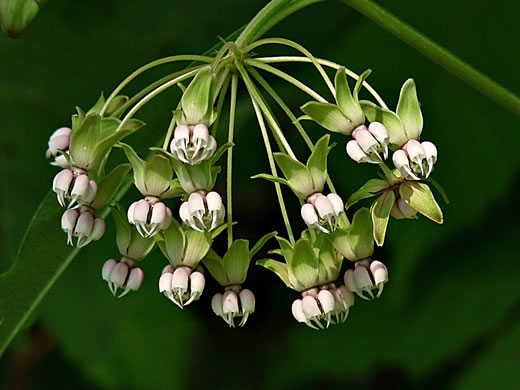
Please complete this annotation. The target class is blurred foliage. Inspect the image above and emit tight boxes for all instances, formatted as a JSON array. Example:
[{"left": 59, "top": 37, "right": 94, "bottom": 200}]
[{"left": 1, "top": 0, "right": 520, "bottom": 389}]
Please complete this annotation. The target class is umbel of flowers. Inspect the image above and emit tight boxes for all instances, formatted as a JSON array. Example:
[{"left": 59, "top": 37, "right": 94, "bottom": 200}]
[{"left": 45, "top": 29, "right": 445, "bottom": 330}]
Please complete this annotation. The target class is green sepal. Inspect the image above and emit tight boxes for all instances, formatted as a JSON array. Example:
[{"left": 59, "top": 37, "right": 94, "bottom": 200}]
[
  {"left": 69, "top": 112, "right": 101, "bottom": 169},
  {"left": 71, "top": 107, "right": 85, "bottom": 133},
  {"left": 202, "top": 250, "right": 229, "bottom": 286},
  {"left": 274, "top": 153, "right": 314, "bottom": 199},
  {"left": 91, "top": 163, "right": 131, "bottom": 209},
  {"left": 328, "top": 207, "right": 374, "bottom": 261},
  {"left": 317, "top": 237, "right": 342, "bottom": 284},
  {"left": 250, "top": 173, "right": 289, "bottom": 186},
  {"left": 346, "top": 178, "right": 390, "bottom": 209},
  {"left": 250, "top": 231, "right": 277, "bottom": 259},
  {"left": 87, "top": 94, "right": 106, "bottom": 115},
  {"left": 0, "top": 0, "right": 40, "bottom": 38},
  {"left": 111, "top": 205, "right": 131, "bottom": 257},
  {"left": 306, "top": 135, "right": 330, "bottom": 193},
  {"left": 256, "top": 259, "right": 291, "bottom": 288},
  {"left": 160, "top": 219, "right": 186, "bottom": 266},
  {"left": 353, "top": 69, "right": 372, "bottom": 103},
  {"left": 105, "top": 95, "right": 129, "bottom": 117},
  {"left": 287, "top": 238, "right": 319, "bottom": 292},
  {"left": 117, "top": 143, "right": 147, "bottom": 194},
  {"left": 275, "top": 236, "right": 293, "bottom": 264},
  {"left": 182, "top": 229, "right": 212, "bottom": 268},
  {"left": 334, "top": 67, "right": 364, "bottom": 126},
  {"left": 160, "top": 179, "right": 185, "bottom": 199},
  {"left": 143, "top": 154, "right": 173, "bottom": 197},
  {"left": 396, "top": 79, "right": 423, "bottom": 141},
  {"left": 222, "top": 239, "right": 250, "bottom": 285},
  {"left": 300, "top": 101, "right": 355, "bottom": 135},
  {"left": 399, "top": 181, "right": 443, "bottom": 224},
  {"left": 181, "top": 66, "right": 213, "bottom": 125},
  {"left": 111, "top": 205, "right": 155, "bottom": 261},
  {"left": 371, "top": 190, "right": 396, "bottom": 246},
  {"left": 361, "top": 101, "right": 408, "bottom": 148}
]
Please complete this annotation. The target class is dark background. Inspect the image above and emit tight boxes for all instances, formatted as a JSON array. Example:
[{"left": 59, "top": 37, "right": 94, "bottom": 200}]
[{"left": 1, "top": 0, "right": 519, "bottom": 389}]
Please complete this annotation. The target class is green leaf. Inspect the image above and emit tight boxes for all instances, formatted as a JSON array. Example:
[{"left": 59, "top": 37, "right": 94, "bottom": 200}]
[
  {"left": 256, "top": 259, "right": 291, "bottom": 288},
  {"left": 222, "top": 239, "right": 250, "bottom": 285},
  {"left": 328, "top": 208, "right": 374, "bottom": 261},
  {"left": 110, "top": 206, "right": 131, "bottom": 259},
  {"left": 98, "top": 117, "right": 121, "bottom": 140},
  {"left": 160, "top": 179, "right": 185, "bottom": 199},
  {"left": 335, "top": 67, "right": 364, "bottom": 125},
  {"left": 182, "top": 229, "right": 212, "bottom": 268},
  {"left": 275, "top": 236, "right": 293, "bottom": 263},
  {"left": 300, "top": 101, "right": 354, "bottom": 135},
  {"left": 396, "top": 79, "right": 423, "bottom": 140},
  {"left": 273, "top": 153, "right": 314, "bottom": 199},
  {"left": 181, "top": 66, "right": 213, "bottom": 124},
  {"left": 0, "top": 0, "right": 40, "bottom": 38},
  {"left": 361, "top": 100, "right": 408, "bottom": 148},
  {"left": 91, "top": 163, "right": 131, "bottom": 209},
  {"left": 161, "top": 219, "right": 186, "bottom": 266},
  {"left": 105, "top": 95, "right": 129, "bottom": 117},
  {"left": 346, "top": 178, "right": 390, "bottom": 209},
  {"left": 249, "top": 231, "right": 277, "bottom": 259},
  {"left": 306, "top": 134, "right": 329, "bottom": 193},
  {"left": 371, "top": 190, "right": 396, "bottom": 246},
  {"left": 202, "top": 250, "right": 229, "bottom": 286},
  {"left": 399, "top": 181, "right": 443, "bottom": 224},
  {"left": 144, "top": 154, "right": 172, "bottom": 196},
  {"left": 0, "top": 193, "right": 80, "bottom": 355},
  {"left": 250, "top": 173, "right": 289, "bottom": 186},
  {"left": 69, "top": 112, "right": 101, "bottom": 169},
  {"left": 117, "top": 142, "right": 147, "bottom": 194},
  {"left": 317, "top": 237, "right": 341, "bottom": 284},
  {"left": 287, "top": 238, "right": 319, "bottom": 291}
]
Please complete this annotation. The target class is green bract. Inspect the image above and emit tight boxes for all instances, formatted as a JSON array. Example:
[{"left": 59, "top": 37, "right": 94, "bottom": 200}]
[
  {"left": 327, "top": 208, "right": 374, "bottom": 261},
  {"left": 202, "top": 232, "right": 276, "bottom": 286},
  {"left": 361, "top": 79, "right": 423, "bottom": 148},
  {"left": 300, "top": 68, "right": 371, "bottom": 135},
  {"left": 118, "top": 143, "right": 183, "bottom": 199},
  {"left": 179, "top": 66, "right": 218, "bottom": 126},
  {"left": 0, "top": 0, "right": 39, "bottom": 37},
  {"left": 90, "top": 163, "right": 131, "bottom": 209},
  {"left": 111, "top": 206, "right": 155, "bottom": 261},
  {"left": 68, "top": 108, "right": 144, "bottom": 172},
  {"left": 252, "top": 135, "right": 331, "bottom": 200},
  {"left": 158, "top": 218, "right": 213, "bottom": 268},
  {"left": 257, "top": 234, "right": 342, "bottom": 292}
]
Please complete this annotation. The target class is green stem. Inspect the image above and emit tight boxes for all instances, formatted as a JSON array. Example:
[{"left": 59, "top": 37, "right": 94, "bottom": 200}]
[
  {"left": 227, "top": 74, "right": 238, "bottom": 248},
  {"left": 100, "top": 55, "right": 212, "bottom": 116},
  {"left": 236, "top": 62, "right": 295, "bottom": 244},
  {"left": 341, "top": 0, "right": 520, "bottom": 117},
  {"left": 162, "top": 113, "right": 177, "bottom": 150},
  {"left": 256, "top": 56, "right": 388, "bottom": 108},
  {"left": 211, "top": 74, "right": 232, "bottom": 138}
]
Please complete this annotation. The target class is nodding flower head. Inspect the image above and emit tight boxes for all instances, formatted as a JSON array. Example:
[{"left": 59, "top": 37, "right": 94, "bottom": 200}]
[
  {"left": 344, "top": 258, "right": 388, "bottom": 300},
  {"left": 291, "top": 287, "right": 336, "bottom": 330},
  {"left": 47, "top": 127, "right": 72, "bottom": 168},
  {"left": 301, "top": 193, "right": 344, "bottom": 234},
  {"left": 170, "top": 124, "right": 217, "bottom": 165},
  {"left": 179, "top": 191, "right": 225, "bottom": 232},
  {"left": 127, "top": 198, "right": 173, "bottom": 238},
  {"left": 211, "top": 287, "right": 256, "bottom": 328},
  {"left": 392, "top": 139, "right": 437, "bottom": 180},
  {"left": 391, "top": 198, "right": 418, "bottom": 219},
  {"left": 61, "top": 207, "right": 105, "bottom": 248},
  {"left": 159, "top": 265, "right": 205, "bottom": 309},
  {"left": 102, "top": 257, "right": 144, "bottom": 298},
  {"left": 52, "top": 168, "right": 97, "bottom": 209},
  {"left": 346, "top": 122, "right": 389, "bottom": 164}
]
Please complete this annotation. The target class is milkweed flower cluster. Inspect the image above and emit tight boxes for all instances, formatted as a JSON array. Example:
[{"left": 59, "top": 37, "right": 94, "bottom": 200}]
[{"left": 45, "top": 33, "right": 445, "bottom": 330}]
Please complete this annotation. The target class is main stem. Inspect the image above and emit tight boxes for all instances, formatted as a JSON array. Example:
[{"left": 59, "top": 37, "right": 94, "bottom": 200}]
[{"left": 227, "top": 74, "right": 238, "bottom": 248}]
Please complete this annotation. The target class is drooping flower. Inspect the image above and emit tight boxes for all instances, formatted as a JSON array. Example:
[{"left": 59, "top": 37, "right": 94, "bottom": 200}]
[
  {"left": 127, "top": 198, "right": 173, "bottom": 238},
  {"left": 392, "top": 139, "right": 437, "bottom": 180},
  {"left": 159, "top": 265, "right": 205, "bottom": 308},
  {"left": 344, "top": 258, "right": 388, "bottom": 300},
  {"left": 52, "top": 168, "right": 97, "bottom": 208},
  {"left": 211, "top": 287, "right": 256, "bottom": 327},
  {"left": 170, "top": 124, "right": 217, "bottom": 165},
  {"left": 301, "top": 193, "right": 344, "bottom": 233},
  {"left": 46, "top": 127, "right": 71, "bottom": 168},
  {"left": 179, "top": 191, "right": 225, "bottom": 232},
  {"left": 102, "top": 258, "right": 144, "bottom": 298},
  {"left": 346, "top": 122, "right": 389, "bottom": 164},
  {"left": 61, "top": 207, "right": 105, "bottom": 248}
]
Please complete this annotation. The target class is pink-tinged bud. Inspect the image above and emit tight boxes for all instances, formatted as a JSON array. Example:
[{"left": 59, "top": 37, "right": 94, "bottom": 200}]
[
  {"left": 188, "top": 192, "right": 205, "bottom": 214},
  {"left": 301, "top": 203, "right": 318, "bottom": 225},
  {"left": 239, "top": 289, "right": 256, "bottom": 314},
  {"left": 74, "top": 211, "right": 94, "bottom": 236},
  {"left": 354, "top": 128, "right": 378, "bottom": 154},
  {"left": 61, "top": 209, "right": 79, "bottom": 232},
  {"left": 326, "top": 193, "right": 344, "bottom": 215},
  {"left": 48, "top": 127, "right": 71, "bottom": 155},
  {"left": 133, "top": 199, "right": 150, "bottom": 223},
  {"left": 101, "top": 259, "right": 117, "bottom": 281},
  {"left": 346, "top": 140, "right": 367, "bottom": 163},
  {"left": 211, "top": 293, "right": 224, "bottom": 317},
  {"left": 368, "top": 122, "right": 389, "bottom": 144},
  {"left": 314, "top": 195, "right": 334, "bottom": 219},
  {"left": 206, "top": 191, "right": 222, "bottom": 212},
  {"left": 89, "top": 217, "right": 106, "bottom": 241},
  {"left": 159, "top": 272, "right": 173, "bottom": 293},
  {"left": 222, "top": 290, "right": 239, "bottom": 314},
  {"left": 126, "top": 268, "right": 144, "bottom": 291},
  {"left": 344, "top": 269, "right": 357, "bottom": 293},
  {"left": 292, "top": 299, "right": 307, "bottom": 323},
  {"left": 318, "top": 289, "right": 335, "bottom": 314},
  {"left": 111, "top": 262, "right": 129, "bottom": 287},
  {"left": 53, "top": 169, "right": 73, "bottom": 204},
  {"left": 302, "top": 295, "right": 321, "bottom": 318},
  {"left": 52, "top": 127, "right": 72, "bottom": 139}
]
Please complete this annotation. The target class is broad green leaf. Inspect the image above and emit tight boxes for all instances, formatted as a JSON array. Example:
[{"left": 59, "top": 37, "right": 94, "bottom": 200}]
[
  {"left": 250, "top": 231, "right": 277, "bottom": 259},
  {"left": 334, "top": 67, "right": 364, "bottom": 125},
  {"left": 161, "top": 219, "right": 186, "bottom": 266},
  {"left": 273, "top": 152, "right": 314, "bottom": 199},
  {"left": 143, "top": 154, "right": 172, "bottom": 196},
  {"left": 91, "top": 163, "right": 131, "bottom": 210},
  {"left": 396, "top": 79, "right": 423, "bottom": 140},
  {"left": 399, "top": 181, "right": 443, "bottom": 224},
  {"left": 256, "top": 259, "right": 291, "bottom": 288},
  {"left": 300, "top": 101, "right": 354, "bottom": 135},
  {"left": 250, "top": 173, "right": 289, "bottom": 186},
  {"left": 371, "top": 190, "right": 396, "bottom": 246},
  {"left": 181, "top": 66, "right": 212, "bottom": 124},
  {"left": 202, "top": 250, "right": 229, "bottom": 286},
  {"left": 287, "top": 238, "right": 319, "bottom": 291},
  {"left": 222, "top": 239, "right": 250, "bottom": 285},
  {"left": 306, "top": 134, "right": 329, "bottom": 192},
  {"left": 117, "top": 142, "right": 146, "bottom": 194},
  {"left": 361, "top": 100, "right": 408, "bottom": 148},
  {"left": 346, "top": 178, "right": 390, "bottom": 209}
]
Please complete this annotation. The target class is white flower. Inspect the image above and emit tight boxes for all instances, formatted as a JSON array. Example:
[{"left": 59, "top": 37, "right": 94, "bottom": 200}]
[
  {"left": 392, "top": 139, "right": 437, "bottom": 180},
  {"left": 292, "top": 288, "right": 335, "bottom": 330},
  {"left": 159, "top": 265, "right": 205, "bottom": 308},
  {"left": 101, "top": 257, "right": 144, "bottom": 298},
  {"left": 301, "top": 193, "right": 344, "bottom": 233},
  {"left": 128, "top": 198, "right": 172, "bottom": 238},
  {"left": 169, "top": 124, "right": 217, "bottom": 165},
  {"left": 52, "top": 168, "right": 97, "bottom": 208},
  {"left": 211, "top": 287, "right": 256, "bottom": 327},
  {"left": 179, "top": 191, "right": 225, "bottom": 232},
  {"left": 344, "top": 258, "right": 388, "bottom": 300},
  {"left": 47, "top": 127, "right": 71, "bottom": 168},
  {"left": 346, "top": 122, "right": 389, "bottom": 164},
  {"left": 61, "top": 208, "right": 105, "bottom": 248}
]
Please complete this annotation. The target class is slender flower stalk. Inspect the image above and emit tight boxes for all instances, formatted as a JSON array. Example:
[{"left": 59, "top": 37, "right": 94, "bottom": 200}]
[{"left": 226, "top": 74, "right": 238, "bottom": 248}]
